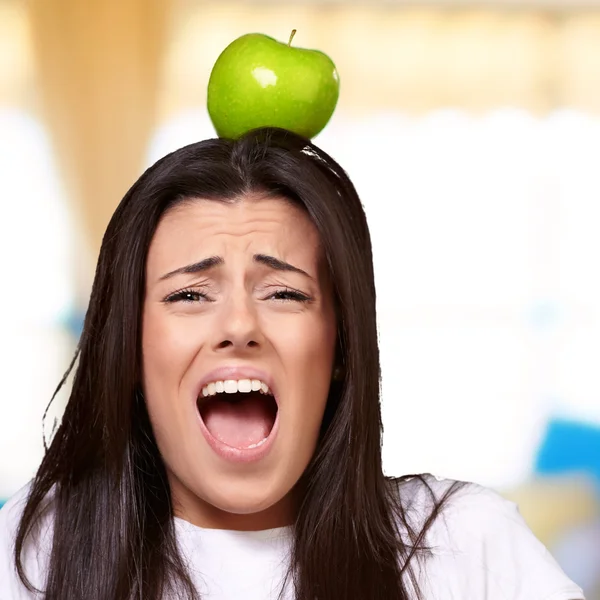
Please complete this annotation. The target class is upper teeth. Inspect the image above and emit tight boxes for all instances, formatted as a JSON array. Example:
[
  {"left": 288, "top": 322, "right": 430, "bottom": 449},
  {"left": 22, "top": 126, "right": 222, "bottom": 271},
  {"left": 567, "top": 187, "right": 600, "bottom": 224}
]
[{"left": 201, "top": 379, "right": 271, "bottom": 397}]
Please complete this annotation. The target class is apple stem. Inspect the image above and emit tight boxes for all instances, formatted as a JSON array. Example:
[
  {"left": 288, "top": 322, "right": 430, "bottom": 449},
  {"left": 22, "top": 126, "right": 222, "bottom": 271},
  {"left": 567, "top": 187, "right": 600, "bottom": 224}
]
[{"left": 288, "top": 29, "right": 297, "bottom": 47}]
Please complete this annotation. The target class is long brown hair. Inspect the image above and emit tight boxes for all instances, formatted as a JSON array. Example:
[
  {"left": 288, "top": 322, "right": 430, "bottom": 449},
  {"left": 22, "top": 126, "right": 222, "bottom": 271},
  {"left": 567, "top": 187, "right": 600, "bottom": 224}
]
[{"left": 15, "top": 127, "right": 460, "bottom": 599}]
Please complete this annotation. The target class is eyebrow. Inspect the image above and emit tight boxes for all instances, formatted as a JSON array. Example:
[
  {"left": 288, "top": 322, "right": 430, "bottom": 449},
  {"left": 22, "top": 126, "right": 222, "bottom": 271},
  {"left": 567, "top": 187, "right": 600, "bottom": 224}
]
[
  {"left": 253, "top": 254, "right": 312, "bottom": 280},
  {"left": 159, "top": 254, "right": 312, "bottom": 281},
  {"left": 160, "top": 256, "right": 224, "bottom": 280}
]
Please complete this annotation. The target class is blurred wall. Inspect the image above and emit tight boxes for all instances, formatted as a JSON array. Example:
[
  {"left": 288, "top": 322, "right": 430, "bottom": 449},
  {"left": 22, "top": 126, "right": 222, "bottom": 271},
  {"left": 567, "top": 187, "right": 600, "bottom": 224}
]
[{"left": 1, "top": 0, "right": 600, "bottom": 592}]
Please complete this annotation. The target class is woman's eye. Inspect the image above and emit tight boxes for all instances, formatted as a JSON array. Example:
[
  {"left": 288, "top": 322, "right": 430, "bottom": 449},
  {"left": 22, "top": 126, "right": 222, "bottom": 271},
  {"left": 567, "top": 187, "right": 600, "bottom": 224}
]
[
  {"left": 164, "top": 290, "right": 208, "bottom": 303},
  {"left": 269, "top": 289, "right": 310, "bottom": 302}
]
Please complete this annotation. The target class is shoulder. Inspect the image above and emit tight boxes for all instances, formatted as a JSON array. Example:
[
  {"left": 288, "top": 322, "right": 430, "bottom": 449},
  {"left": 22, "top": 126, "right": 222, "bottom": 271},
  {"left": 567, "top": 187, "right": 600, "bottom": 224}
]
[
  {"left": 0, "top": 482, "right": 53, "bottom": 598},
  {"left": 393, "top": 475, "right": 586, "bottom": 600}
]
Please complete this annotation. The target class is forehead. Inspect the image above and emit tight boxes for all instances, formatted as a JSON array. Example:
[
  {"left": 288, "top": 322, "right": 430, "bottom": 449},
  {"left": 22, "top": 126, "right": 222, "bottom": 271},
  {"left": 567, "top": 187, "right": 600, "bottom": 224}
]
[{"left": 147, "top": 195, "right": 323, "bottom": 273}]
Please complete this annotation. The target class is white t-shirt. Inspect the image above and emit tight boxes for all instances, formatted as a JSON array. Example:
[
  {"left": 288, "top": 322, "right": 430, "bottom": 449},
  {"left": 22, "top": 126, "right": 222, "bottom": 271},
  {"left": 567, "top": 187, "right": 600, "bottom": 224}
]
[{"left": 0, "top": 476, "right": 586, "bottom": 600}]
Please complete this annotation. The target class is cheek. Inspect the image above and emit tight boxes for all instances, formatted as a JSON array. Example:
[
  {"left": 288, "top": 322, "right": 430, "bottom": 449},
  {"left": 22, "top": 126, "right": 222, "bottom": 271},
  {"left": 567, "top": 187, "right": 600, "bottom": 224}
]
[
  {"left": 141, "top": 307, "right": 203, "bottom": 460},
  {"left": 141, "top": 306, "right": 199, "bottom": 402},
  {"left": 273, "top": 312, "right": 337, "bottom": 409}
]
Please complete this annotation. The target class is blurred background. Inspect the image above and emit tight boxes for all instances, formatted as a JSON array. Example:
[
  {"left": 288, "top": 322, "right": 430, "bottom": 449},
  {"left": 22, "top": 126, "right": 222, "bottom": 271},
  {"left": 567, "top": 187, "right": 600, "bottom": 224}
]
[{"left": 1, "top": 0, "right": 600, "bottom": 594}]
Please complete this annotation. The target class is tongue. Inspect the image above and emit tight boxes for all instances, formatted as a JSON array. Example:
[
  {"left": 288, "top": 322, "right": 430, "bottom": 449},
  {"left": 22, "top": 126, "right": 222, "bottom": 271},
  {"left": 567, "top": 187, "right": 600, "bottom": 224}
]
[{"left": 202, "top": 394, "right": 274, "bottom": 449}]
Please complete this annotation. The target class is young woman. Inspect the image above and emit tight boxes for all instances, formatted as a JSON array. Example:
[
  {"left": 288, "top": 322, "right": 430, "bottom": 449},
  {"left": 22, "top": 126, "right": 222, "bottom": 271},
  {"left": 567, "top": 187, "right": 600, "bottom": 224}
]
[{"left": 0, "top": 128, "right": 585, "bottom": 599}]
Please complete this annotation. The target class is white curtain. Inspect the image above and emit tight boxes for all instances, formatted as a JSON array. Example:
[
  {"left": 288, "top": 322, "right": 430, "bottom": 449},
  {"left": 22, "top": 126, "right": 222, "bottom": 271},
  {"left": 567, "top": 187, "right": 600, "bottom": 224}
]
[{"left": 0, "top": 110, "right": 74, "bottom": 498}]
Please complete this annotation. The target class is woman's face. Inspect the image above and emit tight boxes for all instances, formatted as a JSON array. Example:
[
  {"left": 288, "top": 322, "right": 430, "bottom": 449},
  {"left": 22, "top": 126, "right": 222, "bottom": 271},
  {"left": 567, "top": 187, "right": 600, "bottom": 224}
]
[{"left": 142, "top": 195, "right": 337, "bottom": 530}]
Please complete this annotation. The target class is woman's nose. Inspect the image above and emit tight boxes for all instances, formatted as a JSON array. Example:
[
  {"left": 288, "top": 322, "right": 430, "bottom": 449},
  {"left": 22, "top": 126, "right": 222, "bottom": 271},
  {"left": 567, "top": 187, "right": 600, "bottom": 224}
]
[{"left": 212, "top": 295, "right": 262, "bottom": 352}]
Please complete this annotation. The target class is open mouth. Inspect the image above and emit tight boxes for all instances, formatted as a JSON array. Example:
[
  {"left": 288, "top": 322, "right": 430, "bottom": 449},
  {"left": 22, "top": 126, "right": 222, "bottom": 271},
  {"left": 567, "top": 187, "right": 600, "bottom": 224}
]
[{"left": 197, "top": 379, "right": 278, "bottom": 450}]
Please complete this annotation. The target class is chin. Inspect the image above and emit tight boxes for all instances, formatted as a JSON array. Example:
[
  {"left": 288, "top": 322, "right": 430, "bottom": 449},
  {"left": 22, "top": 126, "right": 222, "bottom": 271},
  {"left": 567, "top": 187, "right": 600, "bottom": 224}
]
[
  {"left": 165, "top": 417, "right": 315, "bottom": 528},
  {"left": 212, "top": 495, "right": 279, "bottom": 517},
  {"left": 204, "top": 473, "right": 290, "bottom": 515}
]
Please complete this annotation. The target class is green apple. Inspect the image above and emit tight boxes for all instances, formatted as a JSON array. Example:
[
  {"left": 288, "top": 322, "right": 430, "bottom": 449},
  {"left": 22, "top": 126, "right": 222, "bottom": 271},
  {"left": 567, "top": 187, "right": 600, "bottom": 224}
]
[{"left": 207, "top": 31, "right": 340, "bottom": 140}]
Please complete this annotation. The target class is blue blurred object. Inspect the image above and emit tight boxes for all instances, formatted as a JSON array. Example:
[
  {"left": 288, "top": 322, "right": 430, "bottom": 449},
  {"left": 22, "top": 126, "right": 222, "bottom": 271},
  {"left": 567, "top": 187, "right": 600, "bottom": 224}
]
[
  {"left": 535, "top": 417, "right": 600, "bottom": 483},
  {"left": 61, "top": 307, "right": 86, "bottom": 340},
  {"left": 528, "top": 301, "right": 563, "bottom": 331}
]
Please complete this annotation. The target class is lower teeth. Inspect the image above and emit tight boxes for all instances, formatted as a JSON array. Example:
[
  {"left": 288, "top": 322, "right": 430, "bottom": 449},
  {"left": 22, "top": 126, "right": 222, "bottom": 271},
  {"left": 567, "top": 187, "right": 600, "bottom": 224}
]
[{"left": 245, "top": 437, "right": 268, "bottom": 449}]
